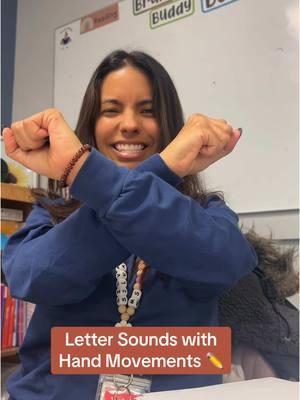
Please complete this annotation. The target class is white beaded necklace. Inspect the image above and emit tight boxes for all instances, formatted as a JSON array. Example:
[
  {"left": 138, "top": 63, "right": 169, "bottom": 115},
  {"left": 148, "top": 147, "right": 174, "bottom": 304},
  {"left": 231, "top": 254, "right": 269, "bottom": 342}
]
[{"left": 115, "top": 259, "right": 147, "bottom": 327}]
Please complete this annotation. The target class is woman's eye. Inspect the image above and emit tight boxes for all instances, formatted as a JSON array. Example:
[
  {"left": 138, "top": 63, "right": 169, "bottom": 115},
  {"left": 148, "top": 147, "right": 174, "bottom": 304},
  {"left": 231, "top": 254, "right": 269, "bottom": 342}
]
[
  {"left": 141, "top": 109, "right": 153, "bottom": 115},
  {"left": 101, "top": 109, "right": 119, "bottom": 115}
]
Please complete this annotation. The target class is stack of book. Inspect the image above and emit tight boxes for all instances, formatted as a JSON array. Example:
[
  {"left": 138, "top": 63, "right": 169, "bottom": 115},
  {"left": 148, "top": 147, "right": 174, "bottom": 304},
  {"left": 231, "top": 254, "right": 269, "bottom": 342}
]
[
  {"left": 1, "top": 206, "right": 35, "bottom": 351},
  {"left": 1, "top": 284, "right": 29, "bottom": 350}
]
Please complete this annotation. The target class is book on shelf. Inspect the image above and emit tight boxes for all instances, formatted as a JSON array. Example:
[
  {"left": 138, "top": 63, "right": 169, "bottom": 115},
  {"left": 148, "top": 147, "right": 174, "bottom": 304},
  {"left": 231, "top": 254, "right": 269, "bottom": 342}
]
[
  {"left": 1, "top": 208, "right": 24, "bottom": 222},
  {"left": 1, "top": 283, "right": 35, "bottom": 351},
  {"left": 1, "top": 220, "right": 24, "bottom": 235},
  {"left": 1, "top": 284, "right": 8, "bottom": 341},
  {"left": 1, "top": 219, "right": 25, "bottom": 257},
  {"left": 1, "top": 183, "right": 35, "bottom": 354}
]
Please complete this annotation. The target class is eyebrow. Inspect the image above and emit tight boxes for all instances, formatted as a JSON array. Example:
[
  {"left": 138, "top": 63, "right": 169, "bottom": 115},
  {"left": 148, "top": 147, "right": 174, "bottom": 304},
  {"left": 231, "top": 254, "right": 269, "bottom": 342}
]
[{"left": 101, "top": 99, "right": 153, "bottom": 106}]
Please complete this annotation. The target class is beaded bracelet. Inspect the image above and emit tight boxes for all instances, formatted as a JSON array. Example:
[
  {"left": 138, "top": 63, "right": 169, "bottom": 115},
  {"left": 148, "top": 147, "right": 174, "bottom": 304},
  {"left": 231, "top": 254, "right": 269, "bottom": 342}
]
[{"left": 58, "top": 144, "right": 92, "bottom": 188}]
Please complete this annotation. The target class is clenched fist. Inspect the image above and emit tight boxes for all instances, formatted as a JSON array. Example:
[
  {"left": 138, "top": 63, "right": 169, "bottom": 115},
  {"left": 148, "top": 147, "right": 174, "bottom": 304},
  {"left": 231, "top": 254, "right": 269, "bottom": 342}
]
[
  {"left": 160, "top": 114, "right": 241, "bottom": 177},
  {"left": 2, "top": 109, "right": 83, "bottom": 182}
]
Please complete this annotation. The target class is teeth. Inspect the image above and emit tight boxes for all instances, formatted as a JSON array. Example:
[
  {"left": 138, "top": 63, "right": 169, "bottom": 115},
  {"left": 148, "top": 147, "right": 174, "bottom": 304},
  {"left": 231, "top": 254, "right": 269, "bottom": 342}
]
[{"left": 115, "top": 144, "right": 145, "bottom": 152}]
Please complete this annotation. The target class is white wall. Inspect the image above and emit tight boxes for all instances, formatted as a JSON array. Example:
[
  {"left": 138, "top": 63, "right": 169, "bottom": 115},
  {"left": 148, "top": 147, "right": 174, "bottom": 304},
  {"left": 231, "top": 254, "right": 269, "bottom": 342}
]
[
  {"left": 14, "top": 0, "right": 299, "bottom": 270},
  {"left": 13, "top": 0, "right": 116, "bottom": 120}
]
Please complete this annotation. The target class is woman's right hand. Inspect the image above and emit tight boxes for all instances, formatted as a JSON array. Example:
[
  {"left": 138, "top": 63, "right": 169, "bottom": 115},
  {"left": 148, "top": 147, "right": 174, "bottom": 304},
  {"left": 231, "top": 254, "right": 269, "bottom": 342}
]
[
  {"left": 2, "top": 108, "right": 84, "bottom": 182},
  {"left": 160, "top": 114, "right": 241, "bottom": 177}
]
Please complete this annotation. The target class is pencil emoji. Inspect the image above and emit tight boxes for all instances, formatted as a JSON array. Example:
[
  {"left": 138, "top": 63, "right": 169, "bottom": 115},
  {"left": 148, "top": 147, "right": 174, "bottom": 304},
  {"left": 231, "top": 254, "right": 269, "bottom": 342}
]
[{"left": 207, "top": 352, "right": 223, "bottom": 369}]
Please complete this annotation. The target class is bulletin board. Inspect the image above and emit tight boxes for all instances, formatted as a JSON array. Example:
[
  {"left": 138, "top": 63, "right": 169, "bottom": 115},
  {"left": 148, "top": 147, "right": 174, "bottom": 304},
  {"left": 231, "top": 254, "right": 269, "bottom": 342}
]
[{"left": 54, "top": 0, "right": 299, "bottom": 213}]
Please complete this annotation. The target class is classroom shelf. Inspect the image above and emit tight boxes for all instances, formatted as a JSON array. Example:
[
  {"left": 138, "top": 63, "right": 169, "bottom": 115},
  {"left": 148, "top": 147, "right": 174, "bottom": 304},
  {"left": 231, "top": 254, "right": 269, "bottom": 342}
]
[
  {"left": 1, "top": 183, "right": 34, "bottom": 359},
  {"left": 1, "top": 183, "right": 34, "bottom": 204},
  {"left": 1, "top": 347, "right": 19, "bottom": 358}
]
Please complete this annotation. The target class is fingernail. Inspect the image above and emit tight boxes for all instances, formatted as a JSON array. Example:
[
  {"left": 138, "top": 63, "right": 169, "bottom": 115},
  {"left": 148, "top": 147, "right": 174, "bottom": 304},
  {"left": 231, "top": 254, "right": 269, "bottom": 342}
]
[{"left": 237, "top": 128, "right": 242, "bottom": 137}]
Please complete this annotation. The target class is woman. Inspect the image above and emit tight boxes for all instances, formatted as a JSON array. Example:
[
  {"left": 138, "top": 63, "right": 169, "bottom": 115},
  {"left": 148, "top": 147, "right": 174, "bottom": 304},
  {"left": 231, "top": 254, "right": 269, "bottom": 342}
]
[{"left": 2, "top": 50, "right": 257, "bottom": 399}]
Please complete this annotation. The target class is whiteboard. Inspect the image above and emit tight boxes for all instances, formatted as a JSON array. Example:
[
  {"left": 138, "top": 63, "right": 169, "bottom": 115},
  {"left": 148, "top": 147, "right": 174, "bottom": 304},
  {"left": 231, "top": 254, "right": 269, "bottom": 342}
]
[{"left": 54, "top": 0, "right": 299, "bottom": 213}]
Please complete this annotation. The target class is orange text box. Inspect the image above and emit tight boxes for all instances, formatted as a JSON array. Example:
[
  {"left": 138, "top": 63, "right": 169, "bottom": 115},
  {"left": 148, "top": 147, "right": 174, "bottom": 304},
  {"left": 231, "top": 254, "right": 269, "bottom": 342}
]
[{"left": 51, "top": 326, "right": 231, "bottom": 374}]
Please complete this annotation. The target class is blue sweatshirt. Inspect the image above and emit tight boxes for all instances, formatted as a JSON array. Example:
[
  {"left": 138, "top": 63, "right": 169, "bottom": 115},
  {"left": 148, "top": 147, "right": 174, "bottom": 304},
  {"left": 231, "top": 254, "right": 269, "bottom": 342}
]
[{"left": 3, "top": 150, "right": 257, "bottom": 399}]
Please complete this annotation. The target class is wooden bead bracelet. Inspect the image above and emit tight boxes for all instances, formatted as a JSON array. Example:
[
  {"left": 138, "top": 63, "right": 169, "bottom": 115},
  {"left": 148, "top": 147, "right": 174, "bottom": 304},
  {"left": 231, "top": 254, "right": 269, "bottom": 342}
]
[{"left": 58, "top": 144, "right": 92, "bottom": 188}]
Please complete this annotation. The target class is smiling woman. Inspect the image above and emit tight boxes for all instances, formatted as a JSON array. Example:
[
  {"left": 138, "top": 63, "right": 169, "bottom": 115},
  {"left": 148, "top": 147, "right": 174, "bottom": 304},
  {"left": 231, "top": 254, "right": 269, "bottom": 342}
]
[
  {"left": 30, "top": 49, "right": 234, "bottom": 221},
  {"left": 95, "top": 66, "right": 161, "bottom": 169},
  {"left": 2, "top": 50, "right": 259, "bottom": 400}
]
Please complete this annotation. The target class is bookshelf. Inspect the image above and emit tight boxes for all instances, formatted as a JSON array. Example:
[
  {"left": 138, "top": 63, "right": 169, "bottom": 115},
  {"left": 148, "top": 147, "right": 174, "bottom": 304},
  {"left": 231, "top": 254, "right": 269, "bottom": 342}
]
[
  {"left": 1, "top": 182, "right": 34, "bottom": 203},
  {"left": 2, "top": 347, "right": 19, "bottom": 358},
  {"left": 1, "top": 183, "right": 34, "bottom": 359}
]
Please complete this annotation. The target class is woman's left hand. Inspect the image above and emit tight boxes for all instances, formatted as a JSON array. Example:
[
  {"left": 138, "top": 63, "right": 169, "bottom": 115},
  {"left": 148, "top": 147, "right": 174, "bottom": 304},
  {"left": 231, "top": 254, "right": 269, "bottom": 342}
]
[
  {"left": 160, "top": 113, "right": 241, "bottom": 177},
  {"left": 2, "top": 109, "right": 83, "bottom": 180}
]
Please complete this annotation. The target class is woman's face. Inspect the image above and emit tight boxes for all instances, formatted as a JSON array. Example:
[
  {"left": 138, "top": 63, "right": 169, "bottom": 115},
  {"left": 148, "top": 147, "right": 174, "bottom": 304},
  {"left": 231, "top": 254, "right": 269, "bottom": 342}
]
[{"left": 95, "top": 66, "right": 161, "bottom": 169}]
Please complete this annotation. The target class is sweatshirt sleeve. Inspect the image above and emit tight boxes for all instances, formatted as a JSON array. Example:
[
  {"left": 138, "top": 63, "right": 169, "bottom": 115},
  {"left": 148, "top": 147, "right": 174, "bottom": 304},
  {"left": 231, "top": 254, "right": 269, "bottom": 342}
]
[
  {"left": 2, "top": 153, "right": 182, "bottom": 306},
  {"left": 71, "top": 149, "right": 258, "bottom": 289},
  {"left": 2, "top": 203, "right": 130, "bottom": 305}
]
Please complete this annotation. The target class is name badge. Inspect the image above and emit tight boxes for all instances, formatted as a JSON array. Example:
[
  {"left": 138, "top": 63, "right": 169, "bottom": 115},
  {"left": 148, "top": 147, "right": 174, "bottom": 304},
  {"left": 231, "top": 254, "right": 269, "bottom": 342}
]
[{"left": 95, "top": 374, "right": 152, "bottom": 400}]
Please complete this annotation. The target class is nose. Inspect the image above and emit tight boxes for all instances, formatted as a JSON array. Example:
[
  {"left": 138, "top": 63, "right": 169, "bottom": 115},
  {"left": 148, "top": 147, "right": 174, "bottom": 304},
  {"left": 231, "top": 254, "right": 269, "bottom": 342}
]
[{"left": 119, "top": 110, "right": 139, "bottom": 136}]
